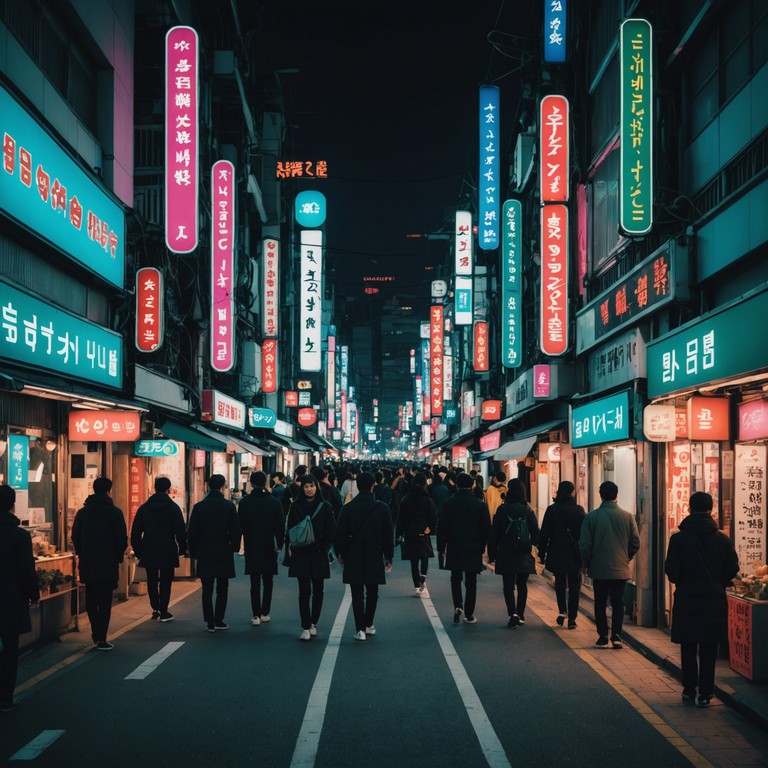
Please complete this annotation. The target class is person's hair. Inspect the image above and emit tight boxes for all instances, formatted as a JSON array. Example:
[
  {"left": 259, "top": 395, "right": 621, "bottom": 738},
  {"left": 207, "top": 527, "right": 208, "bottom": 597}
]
[
  {"left": 208, "top": 474, "right": 226, "bottom": 490},
  {"left": 554, "top": 480, "right": 575, "bottom": 502},
  {"left": 93, "top": 476, "right": 112, "bottom": 494},
  {"left": 271, "top": 472, "right": 285, "bottom": 483},
  {"left": 0, "top": 484, "right": 16, "bottom": 512},
  {"left": 295, "top": 465, "right": 308, "bottom": 479},
  {"left": 493, "top": 471, "right": 507, "bottom": 484},
  {"left": 474, "top": 475, "right": 485, "bottom": 490},
  {"left": 311, "top": 466, "right": 327, "bottom": 481},
  {"left": 599, "top": 481, "right": 618, "bottom": 501},
  {"left": 456, "top": 472, "right": 473, "bottom": 489},
  {"left": 506, "top": 477, "right": 527, "bottom": 502},
  {"left": 374, "top": 470, "right": 384, "bottom": 483},
  {"left": 357, "top": 471, "right": 375, "bottom": 492},
  {"left": 299, "top": 474, "right": 319, "bottom": 488},
  {"left": 412, "top": 472, "right": 428, "bottom": 488},
  {"left": 250, "top": 471, "right": 267, "bottom": 488},
  {"left": 154, "top": 477, "right": 172, "bottom": 493},
  {"left": 327, "top": 470, "right": 337, "bottom": 486},
  {"left": 690, "top": 491, "right": 714, "bottom": 514}
]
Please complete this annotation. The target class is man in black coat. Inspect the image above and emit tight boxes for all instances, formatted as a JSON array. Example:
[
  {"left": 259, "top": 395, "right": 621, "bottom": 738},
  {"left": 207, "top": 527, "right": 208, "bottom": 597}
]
[
  {"left": 334, "top": 472, "right": 394, "bottom": 641},
  {"left": 237, "top": 471, "right": 285, "bottom": 625},
  {"left": 72, "top": 476, "right": 128, "bottom": 650},
  {"left": 0, "top": 485, "right": 39, "bottom": 712},
  {"left": 130, "top": 476, "right": 187, "bottom": 622},
  {"left": 187, "top": 474, "right": 241, "bottom": 632}
]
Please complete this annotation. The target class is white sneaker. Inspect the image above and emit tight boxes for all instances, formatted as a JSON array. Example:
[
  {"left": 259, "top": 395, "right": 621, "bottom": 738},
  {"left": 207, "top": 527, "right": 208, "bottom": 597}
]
[
  {"left": 299, "top": 629, "right": 311, "bottom": 641},
  {"left": 420, "top": 587, "right": 430, "bottom": 598},
  {"left": 354, "top": 630, "right": 366, "bottom": 641},
  {"left": 414, "top": 587, "right": 422, "bottom": 597},
  {"left": 365, "top": 626, "right": 376, "bottom": 635},
  {"left": 251, "top": 616, "right": 261, "bottom": 626},
  {"left": 309, "top": 624, "right": 317, "bottom": 636},
  {"left": 260, "top": 615, "right": 271, "bottom": 623}
]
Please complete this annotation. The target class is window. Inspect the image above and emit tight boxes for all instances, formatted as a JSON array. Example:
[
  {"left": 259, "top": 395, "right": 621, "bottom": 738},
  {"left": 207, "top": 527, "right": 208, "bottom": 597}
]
[{"left": 590, "top": 148, "right": 622, "bottom": 271}]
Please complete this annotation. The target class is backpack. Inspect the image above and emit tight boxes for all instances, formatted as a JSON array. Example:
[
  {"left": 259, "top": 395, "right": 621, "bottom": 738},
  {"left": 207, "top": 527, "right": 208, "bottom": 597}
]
[
  {"left": 504, "top": 514, "right": 531, "bottom": 554},
  {"left": 287, "top": 506, "right": 321, "bottom": 549}
]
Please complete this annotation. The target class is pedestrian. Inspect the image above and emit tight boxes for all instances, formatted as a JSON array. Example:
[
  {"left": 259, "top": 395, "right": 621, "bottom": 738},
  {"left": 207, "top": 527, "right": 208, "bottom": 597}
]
[
  {"left": 396, "top": 472, "right": 438, "bottom": 597},
  {"left": 538, "top": 480, "right": 586, "bottom": 629},
  {"left": 282, "top": 465, "right": 308, "bottom": 515},
  {"left": 0, "top": 485, "right": 39, "bottom": 712},
  {"left": 429, "top": 469, "right": 451, "bottom": 516},
  {"left": 334, "top": 472, "right": 394, "bottom": 641},
  {"left": 187, "top": 474, "right": 241, "bottom": 632},
  {"left": 237, "top": 471, "right": 285, "bottom": 625},
  {"left": 579, "top": 480, "right": 640, "bottom": 649},
  {"left": 312, "top": 465, "right": 343, "bottom": 520},
  {"left": 130, "top": 476, "right": 187, "bottom": 623},
  {"left": 437, "top": 472, "right": 491, "bottom": 624},
  {"left": 485, "top": 471, "right": 507, "bottom": 521},
  {"left": 340, "top": 465, "right": 359, "bottom": 504},
  {"left": 664, "top": 492, "right": 739, "bottom": 707},
  {"left": 284, "top": 474, "right": 336, "bottom": 640},
  {"left": 71, "top": 476, "right": 128, "bottom": 650},
  {"left": 472, "top": 474, "right": 486, "bottom": 502},
  {"left": 270, "top": 472, "right": 287, "bottom": 504},
  {"left": 488, "top": 478, "right": 540, "bottom": 628}
]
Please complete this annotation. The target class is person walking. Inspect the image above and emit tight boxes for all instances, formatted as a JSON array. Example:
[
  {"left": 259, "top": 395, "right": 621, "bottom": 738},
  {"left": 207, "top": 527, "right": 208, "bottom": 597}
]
[
  {"left": 284, "top": 474, "right": 336, "bottom": 640},
  {"left": 130, "top": 476, "right": 187, "bottom": 623},
  {"left": 484, "top": 471, "right": 507, "bottom": 521},
  {"left": 437, "top": 472, "right": 491, "bottom": 624},
  {"left": 71, "top": 477, "right": 128, "bottom": 650},
  {"left": 0, "top": 485, "right": 39, "bottom": 712},
  {"left": 579, "top": 480, "right": 640, "bottom": 649},
  {"left": 396, "top": 472, "right": 438, "bottom": 597},
  {"left": 538, "top": 480, "right": 586, "bottom": 629},
  {"left": 488, "top": 478, "right": 540, "bottom": 628},
  {"left": 270, "top": 472, "right": 287, "bottom": 505},
  {"left": 237, "top": 471, "right": 285, "bottom": 625},
  {"left": 187, "top": 474, "right": 241, "bottom": 632},
  {"left": 334, "top": 472, "right": 394, "bottom": 641},
  {"left": 664, "top": 492, "right": 739, "bottom": 707}
]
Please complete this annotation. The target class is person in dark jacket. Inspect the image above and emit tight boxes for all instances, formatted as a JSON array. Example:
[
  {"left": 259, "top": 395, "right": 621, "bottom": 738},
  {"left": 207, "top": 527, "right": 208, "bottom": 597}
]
[
  {"left": 284, "top": 474, "right": 336, "bottom": 640},
  {"left": 396, "top": 472, "right": 438, "bottom": 597},
  {"left": 187, "top": 474, "right": 241, "bottom": 632},
  {"left": 71, "top": 476, "right": 128, "bottom": 650},
  {"left": 488, "top": 478, "right": 540, "bottom": 628},
  {"left": 429, "top": 470, "right": 451, "bottom": 517},
  {"left": 538, "top": 480, "right": 586, "bottom": 629},
  {"left": 130, "top": 476, "right": 187, "bottom": 623},
  {"left": 437, "top": 472, "right": 491, "bottom": 624},
  {"left": 664, "top": 492, "right": 739, "bottom": 708},
  {"left": 312, "top": 465, "right": 343, "bottom": 520},
  {"left": 0, "top": 485, "right": 39, "bottom": 712},
  {"left": 237, "top": 470, "right": 285, "bottom": 625},
  {"left": 334, "top": 472, "right": 394, "bottom": 641}
]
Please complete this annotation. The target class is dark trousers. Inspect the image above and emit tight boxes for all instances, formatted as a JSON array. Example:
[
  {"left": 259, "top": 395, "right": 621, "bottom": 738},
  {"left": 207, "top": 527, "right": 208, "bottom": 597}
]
[
  {"left": 350, "top": 583, "right": 379, "bottom": 631},
  {"left": 554, "top": 569, "right": 582, "bottom": 620},
  {"left": 410, "top": 558, "right": 428, "bottom": 588},
  {"left": 501, "top": 573, "right": 529, "bottom": 617},
  {"left": 85, "top": 581, "right": 115, "bottom": 643},
  {"left": 0, "top": 632, "right": 20, "bottom": 706},
  {"left": 593, "top": 578, "right": 626, "bottom": 639},
  {"left": 450, "top": 570, "right": 478, "bottom": 617},
  {"left": 249, "top": 572, "right": 274, "bottom": 617},
  {"left": 681, "top": 641, "right": 719, "bottom": 698},
  {"left": 200, "top": 577, "right": 229, "bottom": 624},
  {"left": 297, "top": 577, "right": 324, "bottom": 630},
  {"left": 145, "top": 567, "right": 174, "bottom": 613}
]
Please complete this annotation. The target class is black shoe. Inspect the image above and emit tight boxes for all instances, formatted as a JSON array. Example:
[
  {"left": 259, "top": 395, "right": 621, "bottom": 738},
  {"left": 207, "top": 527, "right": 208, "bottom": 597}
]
[
  {"left": 517, "top": 615, "right": 525, "bottom": 625},
  {"left": 507, "top": 616, "right": 518, "bottom": 629},
  {"left": 611, "top": 635, "right": 623, "bottom": 649},
  {"left": 214, "top": 621, "right": 229, "bottom": 630},
  {"left": 0, "top": 700, "right": 20, "bottom": 713},
  {"left": 595, "top": 637, "right": 609, "bottom": 648},
  {"left": 150, "top": 610, "right": 161, "bottom": 620},
  {"left": 96, "top": 641, "right": 114, "bottom": 651},
  {"left": 159, "top": 612, "right": 174, "bottom": 623},
  {"left": 696, "top": 695, "right": 711, "bottom": 708},
  {"left": 207, "top": 623, "right": 216, "bottom": 633},
  {"left": 453, "top": 608, "right": 463, "bottom": 624},
  {"left": 682, "top": 690, "right": 696, "bottom": 704},
  {"left": 556, "top": 613, "right": 566, "bottom": 626},
  {"left": 567, "top": 620, "right": 577, "bottom": 630}
]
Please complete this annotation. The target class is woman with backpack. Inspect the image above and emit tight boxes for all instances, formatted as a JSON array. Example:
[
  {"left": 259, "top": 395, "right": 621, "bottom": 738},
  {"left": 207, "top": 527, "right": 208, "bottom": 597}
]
[{"left": 487, "top": 477, "right": 540, "bottom": 628}]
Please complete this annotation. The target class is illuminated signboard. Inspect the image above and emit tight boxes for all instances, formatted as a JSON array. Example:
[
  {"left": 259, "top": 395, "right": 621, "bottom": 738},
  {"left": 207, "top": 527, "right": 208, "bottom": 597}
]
[
  {"left": 479, "top": 430, "right": 501, "bottom": 452},
  {"left": 501, "top": 199, "right": 522, "bottom": 368},
  {"left": 0, "top": 83, "right": 125, "bottom": 288},
  {"left": 430, "top": 305, "right": 444, "bottom": 416},
  {"left": 534, "top": 365, "right": 551, "bottom": 397},
  {"left": 539, "top": 95, "right": 569, "bottom": 203},
  {"left": 620, "top": 19, "right": 653, "bottom": 235},
  {"left": 135, "top": 440, "right": 179, "bottom": 456},
  {"left": 300, "top": 229, "right": 323, "bottom": 372},
  {"left": 295, "top": 190, "right": 327, "bottom": 228},
  {"left": 261, "top": 338, "right": 277, "bottom": 393},
  {"left": 478, "top": 85, "right": 500, "bottom": 250},
  {"left": 455, "top": 210, "right": 473, "bottom": 276},
  {"left": 135, "top": 267, "right": 164, "bottom": 352},
  {"left": 544, "top": 0, "right": 567, "bottom": 63},
  {"left": 455, "top": 275, "right": 473, "bottom": 326},
  {"left": 540, "top": 204, "right": 569, "bottom": 356},
  {"left": 327, "top": 335, "right": 336, "bottom": 429},
  {"left": 571, "top": 390, "right": 630, "bottom": 448},
  {"left": 276, "top": 160, "right": 328, "bottom": 178},
  {"left": 165, "top": 26, "right": 199, "bottom": 254},
  {"left": 262, "top": 238, "right": 279, "bottom": 338},
  {"left": 285, "top": 391, "right": 299, "bottom": 407},
  {"left": 687, "top": 397, "right": 730, "bottom": 441},
  {"left": 248, "top": 407, "right": 276, "bottom": 429},
  {"left": 69, "top": 410, "right": 141, "bottom": 441},
  {"left": 210, "top": 159, "right": 235, "bottom": 372},
  {"left": 474, "top": 321, "right": 489, "bottom": 372},
  {"left": 481, "top": 400, "right": 502, "bottom": 420},
  {"left": 8, "top": 435, "right": 28, "bottom": 490},
  {"left": 201, "top": 389, "right": 245, "bottom": 430}
]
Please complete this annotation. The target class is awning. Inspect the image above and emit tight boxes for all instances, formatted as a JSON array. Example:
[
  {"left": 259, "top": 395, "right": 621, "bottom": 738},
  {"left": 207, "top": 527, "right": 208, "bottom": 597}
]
[
  {"left": 268, "top": 434, "right": 313, "bottom": 452},
  {"left": 299, "top": 430, "right": 336, "bottom": 451},
  {"left": 159, "top": 420, "right": 228, "bottom": 452},
  {"left": 192, "top": 425, "right": 271, "bottom": 455},
  {"left": 420, "top": 435, "right": 452, "bottom": 453},
  {"left": 486, "top": 414, "right": 516, "bottom": 433},
  {"left": 228, "top": 434, "right": 272, "bottom": 457},
  {"left": 513, "top": 419, "right": 566, "bottom": 440},
  {"left": 475, "top": 435, "right": 537, "bottom": 462},
  {"left": 442, "top": 426, "right": 483, "bottom": 449}
]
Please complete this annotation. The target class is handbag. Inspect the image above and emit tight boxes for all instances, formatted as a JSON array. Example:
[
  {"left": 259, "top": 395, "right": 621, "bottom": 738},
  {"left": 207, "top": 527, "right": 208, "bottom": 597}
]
[{"left": 287, "top": 507, "right": 319, "bottom": 549}]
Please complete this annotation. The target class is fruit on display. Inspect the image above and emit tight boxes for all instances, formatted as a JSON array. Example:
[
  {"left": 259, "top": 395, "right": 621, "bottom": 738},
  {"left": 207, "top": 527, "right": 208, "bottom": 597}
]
[{"left": 734, "top": 562, "right": 768, "bottom": 600}]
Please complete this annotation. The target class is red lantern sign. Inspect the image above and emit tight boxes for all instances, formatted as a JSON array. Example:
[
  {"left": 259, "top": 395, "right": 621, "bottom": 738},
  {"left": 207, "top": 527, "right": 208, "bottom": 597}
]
[
  {"left": 135, "top": 267, "right": 164, "bottom": 352},
  {"left": 473, "top": 321, "right": 489, "bottom": 372},
  {"left": 298, "top": 407, "right": 317, "bottom": 427}
]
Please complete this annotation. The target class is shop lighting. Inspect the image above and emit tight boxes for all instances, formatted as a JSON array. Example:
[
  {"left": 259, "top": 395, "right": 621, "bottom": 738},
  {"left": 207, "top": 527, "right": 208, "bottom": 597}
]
[{"left": 21, "top": 385, "right": 147, "bottom": 412}]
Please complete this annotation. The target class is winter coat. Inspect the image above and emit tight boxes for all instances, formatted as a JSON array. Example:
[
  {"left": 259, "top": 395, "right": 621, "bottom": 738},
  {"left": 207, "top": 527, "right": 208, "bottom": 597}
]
[
  {"left": 396, "top": 485, "right": 437, "bottom": 560},
  {"left": 538, "top": 498, "right": 586, "bottom": 573},
  {"left": 130, "top": 492, "right": 187, "bottom": 569},
  {"left": 71, "top": 493, "right": 128, "bottom": 585},
  {"left": 430, "top": 480, "right": 451, "bottom": 514},
  {"left": 334, "top": 491, "right": 394, "bottom": 585},
  {"left": 237, "top": 487, "right": 285, "bottom": 576},
  {"left": 321, "top": 482, "right": 343, "bottom": 519},
  {"left": 664, "top": 513, "right": 740, "bottom": 645},
  {"left": 187, "top": 490, "right": 241, "bottom": 579},
  {"left": 579, "top": 500, "right": 640, "bottom": 580},
  {"left": 437, "top": 488, "right": 491, "bottom": 573},
  {"left": 0, "top": 510, "right": 39, "bottom": 636},
  {"left": 488, "top": 500, "right": 540, "bottom": 575},
  {"left": 285, "top": 497, "right": 336, "bottom": 580}
]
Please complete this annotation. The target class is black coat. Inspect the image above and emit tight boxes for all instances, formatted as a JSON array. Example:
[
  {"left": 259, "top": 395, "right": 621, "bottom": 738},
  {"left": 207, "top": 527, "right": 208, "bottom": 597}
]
[
  {"left": 285, "top": 497, "right": 336, "bottom": 580},
  {"left": 187, "top": 490, "right": 241, "bottom": 579},
  {"left": 396, "top": 486, "right": 437, "bottom": 560},
  {"left": 130, "top": 492, "right": 187, "bottom": 569},
  {"left": 0, "top": 510, "right": 39, "bottom": 636},
  {"left": 437, "top": 488, "right": 491, "bottom": 573},
  {"left": 334, "top": 491, "right": 394, "bottom": 585},
  {"left": 664, "top": 513, "right": 740, "bottom": 644},
  {"left": 488, "top": 500, "right": 540, "bottom": 575},
  {"left": 237, "top": 487, "right": 285, "bottom": 576},
  {"left": 71, "top": 493, "right": 128, "bottom": 585},
  {"left": 538, "top": 498, "right": 586, "bottom": 572}
]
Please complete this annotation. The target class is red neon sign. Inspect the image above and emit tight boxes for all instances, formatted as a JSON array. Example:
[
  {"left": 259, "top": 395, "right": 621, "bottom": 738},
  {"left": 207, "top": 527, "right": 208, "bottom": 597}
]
[
  {"left": 539, "top": 95, "right": 569, "bottom": 203},
  {"left": 135, "top": 267, "right": 164, "bottom": 352},
  {"left": 261, "top": 339, "right": 277, "bottom": 393},
  {"left": 540, "top": 204, "right": 569, "bottom": 356},
  {"left": 473, "top": 321, "right": 489, "bottom": 372}
]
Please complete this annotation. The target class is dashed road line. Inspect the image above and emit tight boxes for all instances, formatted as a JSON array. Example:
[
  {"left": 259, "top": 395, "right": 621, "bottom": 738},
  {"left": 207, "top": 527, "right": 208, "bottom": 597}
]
[
  {"left": 9, "top": 730, "right": 65, "bottom": 761},
  {"left": 125, "top": 641, "right": 185, "bottom": 680}
]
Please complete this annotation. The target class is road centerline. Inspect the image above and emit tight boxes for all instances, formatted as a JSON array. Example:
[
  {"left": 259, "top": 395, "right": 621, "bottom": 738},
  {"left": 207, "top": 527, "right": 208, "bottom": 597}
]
[
  {"left": 10, "top": 730, "right": 66, "bottom": 761},
  {"left": 125, "top": 641, "right": 185, "bottom": 680}
]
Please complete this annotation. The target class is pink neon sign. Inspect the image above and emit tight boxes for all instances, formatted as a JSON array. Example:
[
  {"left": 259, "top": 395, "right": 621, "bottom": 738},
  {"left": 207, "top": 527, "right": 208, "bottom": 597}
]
[
  {"left": 210, "top": 159, "right": 235, "bottom": 372},
  {"left": 165, "top": 26, "right": 199, "bottom": 254}
]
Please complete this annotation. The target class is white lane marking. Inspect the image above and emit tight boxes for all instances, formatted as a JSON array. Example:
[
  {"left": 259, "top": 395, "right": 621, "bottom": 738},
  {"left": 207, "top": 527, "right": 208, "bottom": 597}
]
[
  {"left": 420, "top": 594, "right": 512, "bottom": 768},
  {"left": 10, "top": 730, "right": 66, "bottom": 761},
  {"left": 289, "top": 587, "right": 353, "bottom": 768},
  {"left": 125, "top": 642, "right": 185, "bottom": 680}
]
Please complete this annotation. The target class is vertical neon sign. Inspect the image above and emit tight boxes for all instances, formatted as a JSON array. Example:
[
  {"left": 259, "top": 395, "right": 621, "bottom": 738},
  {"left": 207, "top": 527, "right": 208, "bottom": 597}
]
[
  {"left": 478, "top": 85, "right": 500, "bottom": 250},
  {"left": 210, "top": 160, "right": 235, "bottom": 372}
]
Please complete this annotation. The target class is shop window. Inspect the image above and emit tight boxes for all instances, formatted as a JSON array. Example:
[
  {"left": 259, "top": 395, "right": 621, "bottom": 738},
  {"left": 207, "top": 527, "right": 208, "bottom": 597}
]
[{"left": 589, "top": 149, "right": 622, "bottom": 272}]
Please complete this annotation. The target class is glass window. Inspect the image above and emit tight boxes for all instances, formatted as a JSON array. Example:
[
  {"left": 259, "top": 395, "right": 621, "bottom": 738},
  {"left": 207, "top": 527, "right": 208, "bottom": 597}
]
[
  {"left": 590, "top": 149, "right": 621, "bottom": 271},
  {"left": 723, "top": 42, "right": 750, "bottom": 103}
]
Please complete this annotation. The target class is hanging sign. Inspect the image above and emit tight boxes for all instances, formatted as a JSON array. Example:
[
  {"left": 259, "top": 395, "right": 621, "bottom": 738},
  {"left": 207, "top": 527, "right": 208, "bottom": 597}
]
[
  {"left": 295, "top": 190, "right": 326, "bottom": 228},
  {"left": 261, "top": 338, "right": 277, "bottom": 393},
  {"left": 643, "top": 404, "right": 676, "bottom": 442},
  {"left": 455, "top": 276, "right": 473, "bottom": 326},
  {"left": 201, "top": 389, "right": 245, "bottom": 430},
  {"left": 452, "top": 446, "right": 468, "bottom": 461},
  {"left": 481, "top": 400, "right": 502, "bottom": 421},
  {"left": 473, "top": 321, "right": 489, "bottom": 372},
  {"left": 539, "top": 95, "right": 569, "bottom": 202},
  {"left": 534, "top": 365, "right": 551, "bottom": 397},
  {"left": 478, "top": 85, "right": 500, "bottom": 250},
  {"left": 739, "top": 399, "right": 768, "bottom": 441},
  {"left": 8, "top": 435, "right": 29, "bottom": 490},
  {"left": 430, "top": 305, "right": 444, "bottom": 416},
  {"left": 262, "top": 238, "right": 279, "bottom": 337},
  {"left": 479, "top": 431, "right": 501, "bottom": 452},
  {"left": 285, "top": 391, "right": 299, "bottom": 407},
  {"left": 210, "top": 159, "right": 235, "bottom": 372},
  {"left": 135, "top": 267, "right": 164, "bottom": 352},
  {"left": 69, "top": 410, "right": 141, "bottom": 441},
  {"left": 455, "top": 210, "right": 473, "bottom": 275},
  {"left": 248, "top": 407, "right": 276, "bottom": 429},
  {"left": 540, "top": 204, "right": 569, "bottom": 356},
  {"left": 135, "top": 440, "right": 179, "bottom": 456},
  {"left": 544, "top": 0, "right": 567, "bottom": 63},
  {"left": 687, "top": 396, "right": 730, "bottom": 441},
  {"left": 299, "top": 229, "right": 323, "bottom": 371},
  {"left": 501, "top": 199, "right": 522, "bottom": 368}
]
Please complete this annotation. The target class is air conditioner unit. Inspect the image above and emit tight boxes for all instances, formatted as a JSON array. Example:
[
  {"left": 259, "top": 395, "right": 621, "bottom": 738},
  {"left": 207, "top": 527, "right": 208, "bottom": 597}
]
[
  {"left": 511, "top": 133, "right": 535, "bottom": 192},
  {"left": 140, "top": 420, "right": 156, "bottom": 439}
]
